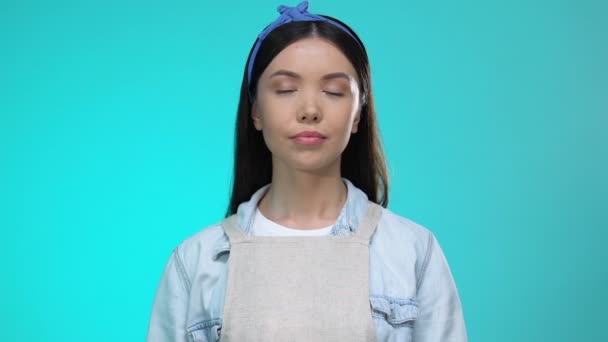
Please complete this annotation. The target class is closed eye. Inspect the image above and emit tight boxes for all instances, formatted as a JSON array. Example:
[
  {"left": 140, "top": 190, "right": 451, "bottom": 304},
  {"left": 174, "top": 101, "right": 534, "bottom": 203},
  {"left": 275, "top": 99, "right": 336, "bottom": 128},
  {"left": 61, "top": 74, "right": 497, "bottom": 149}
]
[
  {"left": 324, "top": 91, "right": 344, "bottom": 97},
  {"left": 276, "top": 89, "right": 296, "bottom": 94}
]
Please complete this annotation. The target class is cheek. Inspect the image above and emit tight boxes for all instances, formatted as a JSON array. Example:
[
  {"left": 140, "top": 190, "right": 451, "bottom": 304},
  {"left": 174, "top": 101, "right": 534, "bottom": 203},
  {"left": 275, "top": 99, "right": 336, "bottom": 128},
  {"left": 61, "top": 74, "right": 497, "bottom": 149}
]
[
  {"left": 261, "top": 111, "right": 290, "bottom": 133},
  {"left": 257, "top": 100, "right": 284, "bottom": 128},
  {"left": 327, "top": 102, "right": 358, "bottom": 125},
  {"left": 258, "top": 110, "right": 291, "bottom": 149}
]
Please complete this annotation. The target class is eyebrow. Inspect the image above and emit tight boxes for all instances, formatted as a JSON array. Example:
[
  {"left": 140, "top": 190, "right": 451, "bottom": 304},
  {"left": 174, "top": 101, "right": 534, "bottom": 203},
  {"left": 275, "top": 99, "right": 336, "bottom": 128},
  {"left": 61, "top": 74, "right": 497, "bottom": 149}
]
[{"left": 269, "top": 69, "right": 353, "bottom": 82}]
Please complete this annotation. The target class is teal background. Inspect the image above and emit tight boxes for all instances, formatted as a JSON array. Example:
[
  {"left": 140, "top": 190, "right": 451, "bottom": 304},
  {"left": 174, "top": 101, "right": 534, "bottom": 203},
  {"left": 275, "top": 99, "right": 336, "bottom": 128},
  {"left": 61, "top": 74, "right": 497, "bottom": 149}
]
[{"left": 1, "top": 0, "right": 606, "bottom": 340}]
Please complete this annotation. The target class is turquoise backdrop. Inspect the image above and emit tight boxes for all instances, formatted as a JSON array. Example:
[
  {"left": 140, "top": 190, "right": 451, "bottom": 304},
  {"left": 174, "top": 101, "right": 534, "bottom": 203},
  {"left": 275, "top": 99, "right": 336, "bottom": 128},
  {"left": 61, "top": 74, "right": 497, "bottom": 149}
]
[{"left": 2, "top": 0, "right": 606, "bottom": 340}]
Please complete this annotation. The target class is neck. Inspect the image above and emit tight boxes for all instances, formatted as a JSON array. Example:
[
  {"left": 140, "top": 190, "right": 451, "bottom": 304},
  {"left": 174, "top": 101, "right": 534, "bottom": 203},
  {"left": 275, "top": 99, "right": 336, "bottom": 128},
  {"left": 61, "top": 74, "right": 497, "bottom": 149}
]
[{"left": 258, "top": 165, "right": 347, "bottom": 230}]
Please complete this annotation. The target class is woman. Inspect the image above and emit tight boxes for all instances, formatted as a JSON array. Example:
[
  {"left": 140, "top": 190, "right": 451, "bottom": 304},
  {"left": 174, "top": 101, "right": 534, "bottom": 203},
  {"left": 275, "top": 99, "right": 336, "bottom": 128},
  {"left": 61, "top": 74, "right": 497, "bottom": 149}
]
[{"left": 147, "top": 1, "right": 467, "bottom": 341}]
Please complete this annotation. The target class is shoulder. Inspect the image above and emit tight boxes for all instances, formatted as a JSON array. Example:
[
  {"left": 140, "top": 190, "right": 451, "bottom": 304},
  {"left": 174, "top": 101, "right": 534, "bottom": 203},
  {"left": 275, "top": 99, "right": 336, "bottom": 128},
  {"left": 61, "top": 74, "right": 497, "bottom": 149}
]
[
  {"left": 372, "top": 207, "right": 437, "bottom": 276},
  {"left": 171, "top": 221, "right": 229, "bottom": 276},
  {"left": 176, "top": 222, "right": 226, "bottom": 253},
  {"left": 376, "top": 206, "right": 433, "bottom": 250}
]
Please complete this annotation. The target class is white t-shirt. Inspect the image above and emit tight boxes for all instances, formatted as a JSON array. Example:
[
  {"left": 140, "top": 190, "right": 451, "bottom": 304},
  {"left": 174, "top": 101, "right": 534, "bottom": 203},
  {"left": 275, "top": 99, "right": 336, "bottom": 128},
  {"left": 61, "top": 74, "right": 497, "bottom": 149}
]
[{"left": 251, "top": 208, "right": 333, "bottom": 236}]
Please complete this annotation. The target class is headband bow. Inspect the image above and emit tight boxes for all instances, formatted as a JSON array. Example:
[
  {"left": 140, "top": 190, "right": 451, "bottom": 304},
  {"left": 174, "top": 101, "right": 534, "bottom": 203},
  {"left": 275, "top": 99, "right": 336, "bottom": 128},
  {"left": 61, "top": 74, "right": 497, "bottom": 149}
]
[{"left": 247, "top": 1, "right": 358, "bottom": 101}]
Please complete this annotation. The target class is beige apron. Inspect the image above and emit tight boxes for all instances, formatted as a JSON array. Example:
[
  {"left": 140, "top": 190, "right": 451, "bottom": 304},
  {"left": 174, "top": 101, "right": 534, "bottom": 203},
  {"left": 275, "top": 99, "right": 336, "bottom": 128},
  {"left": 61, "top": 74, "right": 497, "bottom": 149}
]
[{"left": 219, "top": 201, "right": 383, "bottom": 342}]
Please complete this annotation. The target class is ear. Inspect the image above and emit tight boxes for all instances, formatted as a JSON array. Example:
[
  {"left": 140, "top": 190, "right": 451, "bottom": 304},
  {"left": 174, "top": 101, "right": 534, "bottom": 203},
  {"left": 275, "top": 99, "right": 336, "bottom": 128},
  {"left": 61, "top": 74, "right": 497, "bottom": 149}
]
[
  {"left": 351, "top": 108, "right": 361, "bottom": 134},
  {"left": 251, "top": 100, "right": 263, "bottom": 131}
]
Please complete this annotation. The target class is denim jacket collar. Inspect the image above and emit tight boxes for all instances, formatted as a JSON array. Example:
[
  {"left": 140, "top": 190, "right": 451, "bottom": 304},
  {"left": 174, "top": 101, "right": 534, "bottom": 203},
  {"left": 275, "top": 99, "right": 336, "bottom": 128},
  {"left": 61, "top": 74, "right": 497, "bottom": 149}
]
[{"left": 212, "top": 178, "right": 370, "bottom": 260}]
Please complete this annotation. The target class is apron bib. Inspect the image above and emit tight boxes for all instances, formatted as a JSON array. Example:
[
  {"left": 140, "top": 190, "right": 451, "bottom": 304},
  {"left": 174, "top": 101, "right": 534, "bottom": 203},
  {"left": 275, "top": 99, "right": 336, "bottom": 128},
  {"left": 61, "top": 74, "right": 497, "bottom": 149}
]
[{"left": 219, "top": 201, "right": 383, "bottom": 341}]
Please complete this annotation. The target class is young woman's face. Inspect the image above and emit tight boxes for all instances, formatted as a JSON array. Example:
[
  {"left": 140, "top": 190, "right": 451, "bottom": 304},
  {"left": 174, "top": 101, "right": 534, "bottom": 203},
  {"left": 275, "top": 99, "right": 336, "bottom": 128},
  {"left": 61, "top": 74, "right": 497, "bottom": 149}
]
[{"left": 252, "top": 37, "right": 361, "bottom": 174}]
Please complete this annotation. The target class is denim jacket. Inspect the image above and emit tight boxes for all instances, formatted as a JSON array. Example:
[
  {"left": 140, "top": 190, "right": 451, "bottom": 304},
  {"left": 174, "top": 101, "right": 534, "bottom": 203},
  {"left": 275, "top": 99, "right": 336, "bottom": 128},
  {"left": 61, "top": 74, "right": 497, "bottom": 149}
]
[{"left": 146, "top": 179, "right": 467, "bottom": 342}]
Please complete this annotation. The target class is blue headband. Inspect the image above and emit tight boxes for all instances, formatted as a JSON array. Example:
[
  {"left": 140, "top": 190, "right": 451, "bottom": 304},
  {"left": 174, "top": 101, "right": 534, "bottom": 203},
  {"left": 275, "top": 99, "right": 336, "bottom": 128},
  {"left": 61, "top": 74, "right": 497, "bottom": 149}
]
[{"left": 247, "top": 1, "right": 359, "bottom": 100}]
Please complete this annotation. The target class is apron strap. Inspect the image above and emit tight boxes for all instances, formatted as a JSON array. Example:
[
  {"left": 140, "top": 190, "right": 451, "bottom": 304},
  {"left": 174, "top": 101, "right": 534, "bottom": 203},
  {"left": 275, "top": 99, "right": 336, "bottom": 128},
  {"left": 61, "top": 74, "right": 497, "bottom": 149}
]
[
  {"left": 222, "top": 214, "right": 247, "bottom": 243},
  {"left": 353, "top": 201, "right": 383, "bottom": 243}
]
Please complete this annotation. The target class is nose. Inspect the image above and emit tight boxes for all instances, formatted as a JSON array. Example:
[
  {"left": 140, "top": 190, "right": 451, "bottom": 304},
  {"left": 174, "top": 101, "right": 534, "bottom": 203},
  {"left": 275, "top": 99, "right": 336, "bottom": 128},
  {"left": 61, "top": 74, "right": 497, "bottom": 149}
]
[{"left": 297, "top": 91, "right": 322, "bottom": 123}]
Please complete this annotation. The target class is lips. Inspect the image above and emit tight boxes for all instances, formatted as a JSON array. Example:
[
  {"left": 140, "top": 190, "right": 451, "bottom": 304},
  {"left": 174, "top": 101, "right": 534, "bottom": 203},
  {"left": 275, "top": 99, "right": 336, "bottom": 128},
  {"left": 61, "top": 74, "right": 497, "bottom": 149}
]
[
  {"left": 290, "top": 131, "right": 327, "bottom": 145},
  {"left": 291, "top": 131, "right": 326, "bottom": 139}
]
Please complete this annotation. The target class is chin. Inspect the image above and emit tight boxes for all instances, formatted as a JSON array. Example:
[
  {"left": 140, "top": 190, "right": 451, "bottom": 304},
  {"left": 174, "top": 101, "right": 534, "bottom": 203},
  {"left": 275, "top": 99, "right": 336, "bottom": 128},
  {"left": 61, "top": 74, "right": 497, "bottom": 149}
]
[{"left": 286, "top": 156, "right": 341, "bottom": 174}]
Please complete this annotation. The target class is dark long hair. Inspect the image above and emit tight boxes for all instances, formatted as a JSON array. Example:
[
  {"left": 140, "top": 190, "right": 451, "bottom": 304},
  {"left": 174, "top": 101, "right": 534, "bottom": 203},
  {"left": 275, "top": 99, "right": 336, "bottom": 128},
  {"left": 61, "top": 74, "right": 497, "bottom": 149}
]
[{"left": 225, "top": 17, "right": 388, "bottom": 217}]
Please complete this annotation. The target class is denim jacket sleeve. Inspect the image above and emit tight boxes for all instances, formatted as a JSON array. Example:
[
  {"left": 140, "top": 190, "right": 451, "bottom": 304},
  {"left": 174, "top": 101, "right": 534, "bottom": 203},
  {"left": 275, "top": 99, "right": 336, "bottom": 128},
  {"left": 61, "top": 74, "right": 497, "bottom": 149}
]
[
  {"left": 146, "top": 247, "right": 190, "bottom": 342},
  {"left": 413, "top": 232, "right": 468, "bottom": 341}
]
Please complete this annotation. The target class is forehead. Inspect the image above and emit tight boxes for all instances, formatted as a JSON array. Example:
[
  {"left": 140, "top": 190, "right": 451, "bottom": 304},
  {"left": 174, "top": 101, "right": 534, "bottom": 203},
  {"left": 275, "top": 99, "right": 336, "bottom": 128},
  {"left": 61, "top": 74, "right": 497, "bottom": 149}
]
[{"left": 263, "top": 37, "right": 357, "bottom": 79}]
